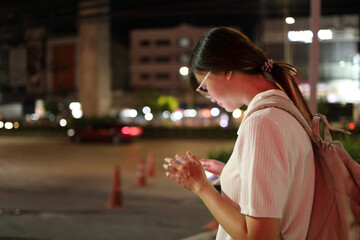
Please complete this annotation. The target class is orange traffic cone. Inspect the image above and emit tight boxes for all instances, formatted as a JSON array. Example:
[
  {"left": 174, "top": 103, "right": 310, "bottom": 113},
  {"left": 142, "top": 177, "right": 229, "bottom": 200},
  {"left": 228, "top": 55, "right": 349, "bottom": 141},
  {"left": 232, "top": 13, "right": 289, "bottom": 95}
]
[
  {"left": 107, "top": 166, "right": 123, "bottom": 208},
  {"left": 146, "top": 152, "right": 155, "bottom": 177},
  {"left": 136, "top": 159, "right": 147, "bottom": 187}
]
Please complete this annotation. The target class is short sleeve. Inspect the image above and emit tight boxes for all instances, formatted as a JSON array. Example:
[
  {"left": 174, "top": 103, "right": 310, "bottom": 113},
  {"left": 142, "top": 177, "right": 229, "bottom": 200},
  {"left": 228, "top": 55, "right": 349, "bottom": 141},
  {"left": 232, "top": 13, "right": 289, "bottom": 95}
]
[{"left": 237, "top": 109, "right": 292, "bottom": 218}]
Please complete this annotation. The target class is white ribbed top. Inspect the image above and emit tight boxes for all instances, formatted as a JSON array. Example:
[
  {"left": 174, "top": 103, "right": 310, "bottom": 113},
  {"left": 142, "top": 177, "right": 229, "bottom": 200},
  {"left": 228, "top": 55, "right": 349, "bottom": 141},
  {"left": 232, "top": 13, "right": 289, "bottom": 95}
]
[{"left": 216, "top": 90, "right": 315, "bottom": 240}]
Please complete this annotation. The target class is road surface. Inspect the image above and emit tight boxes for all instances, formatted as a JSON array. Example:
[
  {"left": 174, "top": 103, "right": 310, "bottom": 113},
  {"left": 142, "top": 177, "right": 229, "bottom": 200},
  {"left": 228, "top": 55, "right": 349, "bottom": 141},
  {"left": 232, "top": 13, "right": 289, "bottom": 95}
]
[{"left": 0, "top": 136, "right": 234, "bottom": 240}]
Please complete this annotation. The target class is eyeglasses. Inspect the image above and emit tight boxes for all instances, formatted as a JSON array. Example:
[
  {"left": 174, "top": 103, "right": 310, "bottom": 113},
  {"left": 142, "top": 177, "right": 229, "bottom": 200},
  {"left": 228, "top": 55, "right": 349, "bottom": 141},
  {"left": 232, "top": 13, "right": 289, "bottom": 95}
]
[{"left": 196, "top": 71, "right": 212, "bottom": 99}]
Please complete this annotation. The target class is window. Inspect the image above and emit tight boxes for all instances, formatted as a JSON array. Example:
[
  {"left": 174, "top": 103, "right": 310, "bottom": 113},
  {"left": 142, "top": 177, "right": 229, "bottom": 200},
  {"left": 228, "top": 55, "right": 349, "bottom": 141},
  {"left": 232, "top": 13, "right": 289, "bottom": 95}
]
[
  {"left": 178, "top": 54, "right": 190, "bottom": 63},
  {"left": 155, "top": 56, "right": 171, "bottom": 63},
  {"left": 140, "top": 73, "right": 150, "bottom": 80},
  {"left": 139, "top": 57, "right": 150, "bottom": 63},
  {"left": 139, "top": 40, "right": 150, "bottom": 47},
  {"left": 155, "top": 73, "right": 170, "bottom": 80},
  {"left": 156, "top": 40, "right": 170, "bottom": 46},
  {"left": 178, "top": 38, "right": 191, "bottom": 47}
]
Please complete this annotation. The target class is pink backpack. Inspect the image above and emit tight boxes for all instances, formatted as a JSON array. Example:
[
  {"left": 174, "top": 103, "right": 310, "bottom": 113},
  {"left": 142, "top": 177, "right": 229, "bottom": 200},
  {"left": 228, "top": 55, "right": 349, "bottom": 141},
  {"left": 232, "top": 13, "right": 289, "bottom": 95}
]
[{"left": 244, "top": 95, "right": 360, "bottom": 240}]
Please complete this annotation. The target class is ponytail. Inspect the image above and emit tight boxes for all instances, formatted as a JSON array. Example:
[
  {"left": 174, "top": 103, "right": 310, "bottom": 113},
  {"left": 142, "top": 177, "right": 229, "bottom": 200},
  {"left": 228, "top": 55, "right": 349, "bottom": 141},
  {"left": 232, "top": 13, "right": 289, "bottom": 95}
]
[{"left": 271, "top": 62, "right": 313, "bottom": 125}]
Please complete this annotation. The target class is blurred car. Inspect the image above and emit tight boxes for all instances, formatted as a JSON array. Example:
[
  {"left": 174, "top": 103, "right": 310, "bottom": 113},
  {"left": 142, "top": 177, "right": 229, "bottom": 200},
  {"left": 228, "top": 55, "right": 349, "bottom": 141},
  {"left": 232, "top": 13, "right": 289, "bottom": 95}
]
[{"left": 67, "top": 123, "right": 143, "bottom": 143}]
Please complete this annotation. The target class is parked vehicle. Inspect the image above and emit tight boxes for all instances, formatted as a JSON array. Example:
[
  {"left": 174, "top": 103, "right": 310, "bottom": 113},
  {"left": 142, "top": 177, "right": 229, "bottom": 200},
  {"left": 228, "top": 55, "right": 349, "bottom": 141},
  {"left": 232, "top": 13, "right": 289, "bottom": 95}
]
[{"left": 67, "top": 123, "right": 143, "bottom": 144}]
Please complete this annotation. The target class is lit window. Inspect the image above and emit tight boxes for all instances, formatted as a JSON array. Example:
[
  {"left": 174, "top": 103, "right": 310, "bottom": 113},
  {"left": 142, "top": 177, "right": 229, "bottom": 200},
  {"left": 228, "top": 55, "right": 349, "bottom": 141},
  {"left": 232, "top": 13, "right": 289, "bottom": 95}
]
[
  {"left": 179, "top": 54, "right": 190, "bottom": 63},
  {"left": 178, "top": 38, "right": 191, "bottom": 47},
  {"left": 288, "top": 29, "right": 333, "bottom": 43},
  {"left": 288, "top": 30, "right": 313, "bottom": 43},
  {"left": 318, "top": 29, "right": 333, "bottom": 40}
]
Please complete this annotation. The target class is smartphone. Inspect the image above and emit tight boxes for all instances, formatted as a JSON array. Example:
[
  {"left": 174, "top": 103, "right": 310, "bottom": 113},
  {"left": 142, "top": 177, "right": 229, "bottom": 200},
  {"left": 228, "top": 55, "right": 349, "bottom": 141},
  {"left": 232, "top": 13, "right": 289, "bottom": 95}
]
[
  {"left": 176, "top": 157, "right": 218, "bottom": 181},
  {"left": 205, "top": 171, "right": 219, "bottom": 181}
]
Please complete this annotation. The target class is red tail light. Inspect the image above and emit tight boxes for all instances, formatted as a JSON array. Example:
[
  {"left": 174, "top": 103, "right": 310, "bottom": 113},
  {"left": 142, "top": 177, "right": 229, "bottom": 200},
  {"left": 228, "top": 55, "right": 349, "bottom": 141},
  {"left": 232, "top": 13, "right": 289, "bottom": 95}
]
[
  {"left": 121, "top": 126, "right": 131, "bottom": 135},
  {"left": 121, "top": 126, "right": 143, "bottom": 136}
]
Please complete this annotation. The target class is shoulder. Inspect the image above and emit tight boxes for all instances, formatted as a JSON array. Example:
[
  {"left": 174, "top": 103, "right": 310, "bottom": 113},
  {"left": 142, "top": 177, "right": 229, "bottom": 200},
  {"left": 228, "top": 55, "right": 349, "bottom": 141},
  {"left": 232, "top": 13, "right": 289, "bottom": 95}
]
[
  {"left": 239, "top": 107, "right": 296, "bottom": 134},
  {"left": 238, "top": 107, "right": 310, "bottom": 152}
]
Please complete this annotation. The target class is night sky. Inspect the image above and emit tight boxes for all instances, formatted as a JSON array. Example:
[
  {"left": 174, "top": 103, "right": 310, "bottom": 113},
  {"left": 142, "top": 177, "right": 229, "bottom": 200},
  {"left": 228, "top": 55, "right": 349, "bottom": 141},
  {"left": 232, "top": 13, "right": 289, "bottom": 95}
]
[{"left": 0, "top": 0, "right": 359, "bottom": 45}]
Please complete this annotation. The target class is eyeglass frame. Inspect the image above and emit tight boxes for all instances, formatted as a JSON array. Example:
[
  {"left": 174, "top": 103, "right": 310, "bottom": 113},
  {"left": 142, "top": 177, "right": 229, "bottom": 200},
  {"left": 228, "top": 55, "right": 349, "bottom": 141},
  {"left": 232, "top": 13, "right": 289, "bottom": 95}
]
[{"left": 195, "top": 71, "right": 212, "bottom": 99}]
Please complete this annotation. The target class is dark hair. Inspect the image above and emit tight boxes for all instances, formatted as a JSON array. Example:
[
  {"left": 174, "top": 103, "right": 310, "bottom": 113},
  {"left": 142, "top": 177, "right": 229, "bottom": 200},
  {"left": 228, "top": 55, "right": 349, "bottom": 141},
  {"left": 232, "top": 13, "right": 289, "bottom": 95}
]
[{"left": 189, "top": 26, "right": 313, "bottom": 124}]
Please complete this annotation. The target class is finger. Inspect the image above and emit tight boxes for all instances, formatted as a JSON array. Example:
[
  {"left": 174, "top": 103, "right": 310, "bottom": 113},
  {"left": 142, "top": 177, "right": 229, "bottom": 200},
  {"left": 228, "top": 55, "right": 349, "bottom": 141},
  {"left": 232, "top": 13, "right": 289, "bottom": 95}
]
[
  {"left": 164, "top": 157, "right": 181, "bottom": 167},
  {"left": 199, "top": 159, "right": 210, "bottom": 166},
  {"left": 166, "top": 171, "right": 178, "bottom": 182},
  {"left": 165, "top": 157, "right": 177, "bottom": 164},
  {"left": 165, "top": 172, "right": 189, "bottom": 190},
  {"left": 187, "top": 151, "right": 202, "bottom": 166},
  {"left": 163, "top": 163, "right": 168, "bottom": 170},
  {"left": 200, "top": 164, "right": 211, "bottom": 172},
  {"left": 186, "top": 151, "right": 196, "bottom": 161},
  {"left": 163, "top": 163, "right": 179, "bottom": 174},
  {"left": 175, "top": 153, "right": 188, "bottom": 163}
]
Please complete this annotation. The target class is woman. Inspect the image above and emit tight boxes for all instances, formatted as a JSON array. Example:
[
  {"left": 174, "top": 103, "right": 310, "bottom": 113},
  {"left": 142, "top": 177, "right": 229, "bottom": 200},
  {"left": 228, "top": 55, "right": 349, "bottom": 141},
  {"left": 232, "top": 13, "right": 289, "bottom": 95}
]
[{"left": 163, "top": 27, "right": 315, "bottom": 240}]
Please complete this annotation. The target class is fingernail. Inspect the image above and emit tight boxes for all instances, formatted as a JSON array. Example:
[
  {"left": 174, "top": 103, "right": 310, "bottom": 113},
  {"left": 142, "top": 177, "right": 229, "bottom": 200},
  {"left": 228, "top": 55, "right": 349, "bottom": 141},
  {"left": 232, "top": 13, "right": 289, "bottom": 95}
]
[
  {"left": 164, "top": 158, "right": 171, "bottom": 163},
  {"left": 163, "top": 163, "right": 168, "bottom": 169}
]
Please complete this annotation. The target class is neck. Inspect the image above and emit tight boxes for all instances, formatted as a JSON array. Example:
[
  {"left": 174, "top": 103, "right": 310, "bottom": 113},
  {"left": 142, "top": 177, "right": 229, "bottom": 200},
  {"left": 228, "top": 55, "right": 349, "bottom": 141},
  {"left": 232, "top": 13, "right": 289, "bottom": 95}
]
[{"left": 235, "top": 73, "right": 278, "bottom": 106}]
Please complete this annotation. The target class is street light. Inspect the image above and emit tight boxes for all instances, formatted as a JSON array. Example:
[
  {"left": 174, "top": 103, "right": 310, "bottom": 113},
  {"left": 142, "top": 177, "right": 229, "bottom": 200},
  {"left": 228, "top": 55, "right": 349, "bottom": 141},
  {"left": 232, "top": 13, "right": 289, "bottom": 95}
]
[{"left": 285, "top": 17, "right": 295, "bottom": 24}]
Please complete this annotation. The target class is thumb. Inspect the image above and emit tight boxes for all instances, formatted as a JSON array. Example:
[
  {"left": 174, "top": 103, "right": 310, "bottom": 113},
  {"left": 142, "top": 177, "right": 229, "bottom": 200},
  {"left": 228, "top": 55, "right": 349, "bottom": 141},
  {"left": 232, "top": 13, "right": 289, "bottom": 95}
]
[{"left": 199, "top": 159, "right": 211, "bottom": 169}]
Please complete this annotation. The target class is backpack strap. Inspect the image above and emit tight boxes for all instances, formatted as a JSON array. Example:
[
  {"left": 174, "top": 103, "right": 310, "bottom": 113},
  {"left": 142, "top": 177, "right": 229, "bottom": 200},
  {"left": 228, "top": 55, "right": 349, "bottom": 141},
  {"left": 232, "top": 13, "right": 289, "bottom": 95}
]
[
  {"left": 242, "top": 95, "right": 351, "bottom": 147},
  {"left": 312, "top": 114, "right": 351, "bottom": 143},
  {"left": 243, "top": 95, "right": 316, "bottom": 142}
]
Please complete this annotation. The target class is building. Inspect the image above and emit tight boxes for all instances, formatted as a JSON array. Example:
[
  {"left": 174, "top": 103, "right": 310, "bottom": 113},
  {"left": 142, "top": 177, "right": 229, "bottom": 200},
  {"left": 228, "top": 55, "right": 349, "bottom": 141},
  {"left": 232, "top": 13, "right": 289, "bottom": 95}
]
[
  {"left": 129, "top": 24, "right": 210, "bottom": 108},
  {"left": 263, "top": 15, "right": 360, "bottom": 102},
  {"left": 1, "top": 13, "right": 359, "bottom": 124},
  {"left": 262, "top": 14, "right": 360, "bottom": 123}
]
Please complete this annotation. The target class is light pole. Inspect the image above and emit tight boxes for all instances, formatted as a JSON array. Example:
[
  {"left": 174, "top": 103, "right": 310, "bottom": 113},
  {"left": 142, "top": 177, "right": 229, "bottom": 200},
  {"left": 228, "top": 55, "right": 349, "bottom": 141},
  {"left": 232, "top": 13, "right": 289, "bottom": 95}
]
[
  {"left": 283, "top": 9, "right": 292, "bottom": 65},
  {"left": 309, "top": 0, "right": 321, "bottom": 114}
]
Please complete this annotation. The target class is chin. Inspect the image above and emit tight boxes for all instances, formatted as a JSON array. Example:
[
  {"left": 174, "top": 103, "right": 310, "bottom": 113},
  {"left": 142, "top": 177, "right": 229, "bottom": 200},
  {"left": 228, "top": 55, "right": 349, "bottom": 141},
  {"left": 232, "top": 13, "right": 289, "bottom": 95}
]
[
  {"left": 224, "top": 106, "right": 236, "bottom": 112},
  {"left": 224, "top": 104, "right": 242, "bottom": 113}
]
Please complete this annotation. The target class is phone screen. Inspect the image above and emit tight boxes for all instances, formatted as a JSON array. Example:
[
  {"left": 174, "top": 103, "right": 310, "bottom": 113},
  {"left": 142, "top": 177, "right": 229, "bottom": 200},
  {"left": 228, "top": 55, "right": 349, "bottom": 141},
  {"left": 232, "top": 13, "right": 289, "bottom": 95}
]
[
  {"left": 176, "top": 158, "right": 219, "bottom": 181},
  {"left": 205, "top": 170, "right": 219, "bottom": 181}
]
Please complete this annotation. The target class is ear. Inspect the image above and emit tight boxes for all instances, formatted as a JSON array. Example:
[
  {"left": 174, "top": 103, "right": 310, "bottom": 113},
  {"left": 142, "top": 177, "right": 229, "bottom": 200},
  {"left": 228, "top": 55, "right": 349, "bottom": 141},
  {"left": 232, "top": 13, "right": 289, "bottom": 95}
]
[{"left": 225, "top": 71, "right": 232, "bottom": 80}]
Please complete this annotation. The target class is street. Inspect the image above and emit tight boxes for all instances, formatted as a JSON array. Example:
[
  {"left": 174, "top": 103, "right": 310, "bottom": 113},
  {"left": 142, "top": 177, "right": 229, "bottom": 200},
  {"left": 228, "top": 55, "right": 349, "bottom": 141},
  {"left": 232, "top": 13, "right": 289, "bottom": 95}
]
[{"left": 0, "top": 136, "right": 234, "bottom": 240}]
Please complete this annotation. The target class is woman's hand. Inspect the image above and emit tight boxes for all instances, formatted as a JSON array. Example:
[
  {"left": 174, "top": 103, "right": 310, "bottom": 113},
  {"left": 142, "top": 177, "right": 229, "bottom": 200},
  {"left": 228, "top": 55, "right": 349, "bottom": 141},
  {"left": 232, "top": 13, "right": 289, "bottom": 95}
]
[
  {"left": 163, "top": 151, "right": 210, "bottom": 194},
  {"left": 165, "top": 152, "right": 280, "bottom": 239},
  {"left": 199, "top": 159, "right": 225, "bottom": 177}
]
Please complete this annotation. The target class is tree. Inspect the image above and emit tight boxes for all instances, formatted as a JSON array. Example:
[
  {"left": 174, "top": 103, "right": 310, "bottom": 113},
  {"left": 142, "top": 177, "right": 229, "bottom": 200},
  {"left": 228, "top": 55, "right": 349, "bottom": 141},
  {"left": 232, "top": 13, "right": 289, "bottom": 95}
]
[
  {"left": 45, "top": 99, "right": 60, "bottom": 116},
  {"left": 157, "top": 95, "right": 179, "bottom": 113}
]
